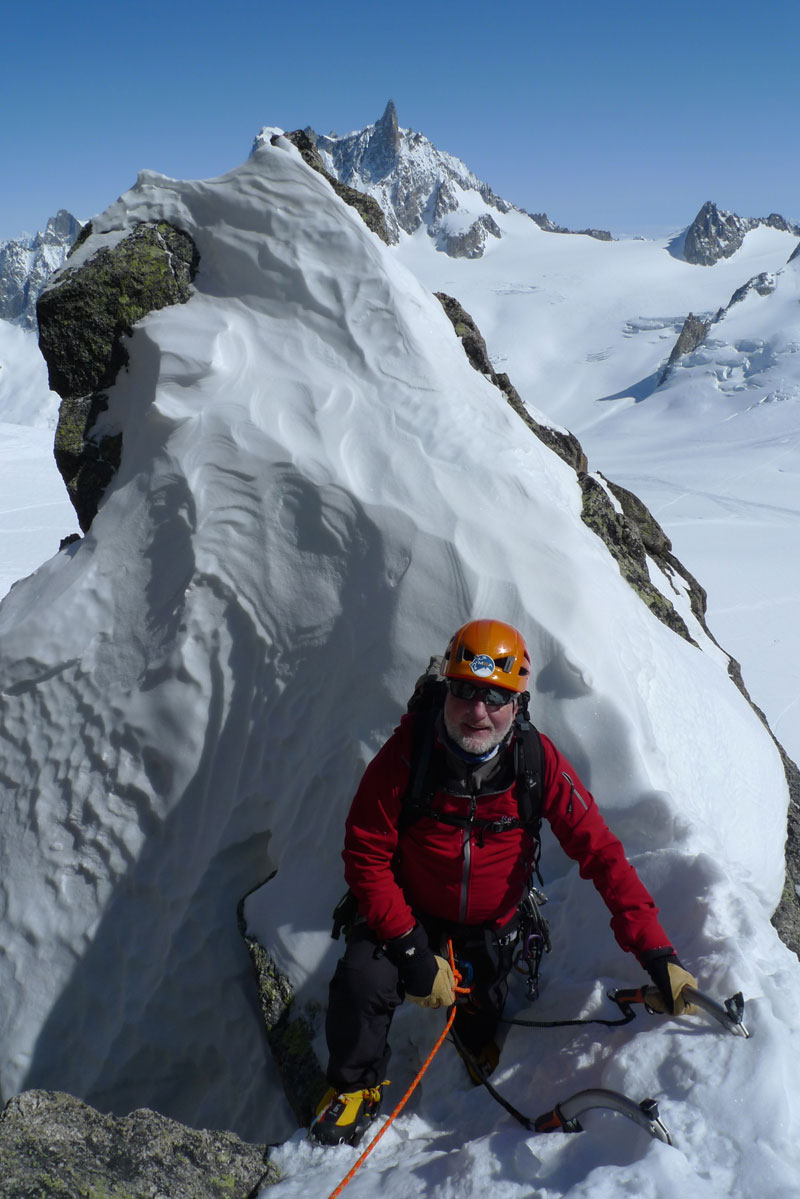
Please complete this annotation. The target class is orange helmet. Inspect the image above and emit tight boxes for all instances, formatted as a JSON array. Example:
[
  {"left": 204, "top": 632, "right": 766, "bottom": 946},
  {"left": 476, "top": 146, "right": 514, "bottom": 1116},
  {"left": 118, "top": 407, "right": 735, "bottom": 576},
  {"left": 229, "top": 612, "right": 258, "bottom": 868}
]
[{"left": 442, "top": 619, "right": 531, "bottom": 694}]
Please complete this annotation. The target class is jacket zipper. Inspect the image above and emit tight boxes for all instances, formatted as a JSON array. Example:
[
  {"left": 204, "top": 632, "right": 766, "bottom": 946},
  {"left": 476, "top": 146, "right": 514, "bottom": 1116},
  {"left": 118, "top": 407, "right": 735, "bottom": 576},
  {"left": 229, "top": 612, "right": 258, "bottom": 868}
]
[
  {"left": 563, "top": 771, "right": 588, "bottom": 816},
  {"left": 459, "top": 792, "right": 477, "bottom": 922}
]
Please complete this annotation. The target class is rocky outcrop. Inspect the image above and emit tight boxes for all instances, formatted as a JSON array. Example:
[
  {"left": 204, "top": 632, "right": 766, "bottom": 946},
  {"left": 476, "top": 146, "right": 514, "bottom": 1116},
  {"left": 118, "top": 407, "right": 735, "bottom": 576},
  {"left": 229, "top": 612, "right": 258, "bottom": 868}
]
[
  {"left": 578, "top": 476, "right": 695, "bottom": 643},
  {"left": 0, "top": 210, "right": 82, "bottom": 328},
  {"left": 37, "top": 221, "right": 200, "bottom": 531},
  {"left": 435, "top": 291, "right": 707, "bottom": 646},
  {"left": 440, "top": 213, "right": 502, "bottom": 259},
  {"left": 789, "top": 241, "right": 800, "bottom": 264},
  {"left": 683, "top": 201, "right": 800, "bottom": 266},
  {"left": 280, "top": 129, "right": 393, "bottom": 245},
  {"left": 527, "top": 212, "right": 612, "bottom": 241},
  {"left": 0, "top": 1090, "right": 279, "bottom": 1198},
  {"left": 772, "top": 758, "right": 800, "bottom": 953},
  {"left": 658, "top": 312, "right": 711, "bottom": 383},
  {"left": 237, "top": 890, "right": 327, "bottom": 1128},
  {"left": 727, "top": 271, "right": 777, "bottom": 307},
  {"left": 434, "top": 291, "right": 586, "bottom": 474},
  {"left": 684, "top": 202, "right": 751, "bottom": 265}
]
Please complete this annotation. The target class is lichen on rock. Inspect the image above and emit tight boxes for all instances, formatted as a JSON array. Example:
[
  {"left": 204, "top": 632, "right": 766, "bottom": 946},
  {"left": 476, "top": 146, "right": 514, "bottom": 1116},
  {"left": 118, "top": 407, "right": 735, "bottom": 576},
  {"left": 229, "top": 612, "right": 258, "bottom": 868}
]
[
  {"left": 433, "top": 291, "right": 587, "bottom": 473},
  {"left": 0, "top": 1089, "right": 279, "bottom": 1198},
  {"left": 37, "top": 221, "right": 200, "bottom": 531},
  {"left": 578, "top": 474, "right": 696, "bottom": 643},
  {"left": 237, "top": 889, "right": 327, "bottom": 1129}
]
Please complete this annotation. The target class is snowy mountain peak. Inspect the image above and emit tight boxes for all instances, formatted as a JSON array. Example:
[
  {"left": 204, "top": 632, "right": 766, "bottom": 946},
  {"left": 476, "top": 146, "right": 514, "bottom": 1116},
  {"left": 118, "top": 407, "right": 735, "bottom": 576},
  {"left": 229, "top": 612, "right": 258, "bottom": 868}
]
[
  {"left": 303, "top": 102, "right": 513, "bottom": 257},
  {"left": 0, "top": 210, "right": 83, "bottom": 328},
  {"left": 681, "top": 200, "right": 800, "bottom": 266}
]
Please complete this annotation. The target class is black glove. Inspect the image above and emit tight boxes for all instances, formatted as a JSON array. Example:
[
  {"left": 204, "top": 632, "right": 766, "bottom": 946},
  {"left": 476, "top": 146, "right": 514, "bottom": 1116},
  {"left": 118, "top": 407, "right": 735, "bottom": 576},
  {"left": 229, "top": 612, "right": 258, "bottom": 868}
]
[
  {"left": 641, "top": 948, "right": 698, "bottom": 1015},
  {"left": 384, "top": 923, "right": 438, "bottom": 996}
]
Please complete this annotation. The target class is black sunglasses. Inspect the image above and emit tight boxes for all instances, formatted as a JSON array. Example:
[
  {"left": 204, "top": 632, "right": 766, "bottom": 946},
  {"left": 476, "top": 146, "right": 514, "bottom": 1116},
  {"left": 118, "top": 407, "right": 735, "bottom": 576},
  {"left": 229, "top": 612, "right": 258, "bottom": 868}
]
[{"left": 447, "top": 679, "right": 517, "bottom": 709}]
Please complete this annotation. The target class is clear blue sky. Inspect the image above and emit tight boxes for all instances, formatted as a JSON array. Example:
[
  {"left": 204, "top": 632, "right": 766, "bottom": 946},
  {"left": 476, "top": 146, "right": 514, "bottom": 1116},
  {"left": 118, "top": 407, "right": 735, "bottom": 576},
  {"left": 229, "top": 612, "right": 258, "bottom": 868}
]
[{"left": 3, "top": 0, "right": 798, "bottom": 241}]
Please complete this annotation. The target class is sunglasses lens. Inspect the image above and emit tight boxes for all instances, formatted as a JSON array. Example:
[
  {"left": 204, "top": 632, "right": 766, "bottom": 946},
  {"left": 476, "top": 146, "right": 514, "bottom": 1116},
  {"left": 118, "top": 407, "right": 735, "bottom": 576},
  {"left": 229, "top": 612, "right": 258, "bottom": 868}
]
[{"left": 448, "top": 680, "right": 514, "bottom": 708}]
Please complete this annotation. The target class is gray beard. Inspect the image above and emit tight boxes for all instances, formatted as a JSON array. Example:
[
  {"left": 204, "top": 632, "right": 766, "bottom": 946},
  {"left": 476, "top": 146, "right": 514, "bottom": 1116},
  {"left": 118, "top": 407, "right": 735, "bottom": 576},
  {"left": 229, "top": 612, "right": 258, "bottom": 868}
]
[{"left": 443, "top": 709, "right": 507, "bottom": 756}]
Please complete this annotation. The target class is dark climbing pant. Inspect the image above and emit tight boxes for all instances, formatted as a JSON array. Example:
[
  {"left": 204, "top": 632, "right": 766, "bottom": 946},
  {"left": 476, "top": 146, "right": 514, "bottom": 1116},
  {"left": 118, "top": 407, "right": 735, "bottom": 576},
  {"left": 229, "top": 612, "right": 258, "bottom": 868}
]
[{"left": 325, "top": 916, "right": 519, "bottom": 1090}]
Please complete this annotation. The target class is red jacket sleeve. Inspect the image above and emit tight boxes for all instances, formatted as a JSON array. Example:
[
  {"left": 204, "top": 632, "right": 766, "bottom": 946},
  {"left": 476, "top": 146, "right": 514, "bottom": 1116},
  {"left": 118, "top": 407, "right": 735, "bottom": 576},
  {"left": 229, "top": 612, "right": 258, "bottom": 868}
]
[
  {"left": 342, "top": 718, "right": 417, "bottom": 941},
  {"left": 540, "top": 734, "right": 673, "bottom": 962}
]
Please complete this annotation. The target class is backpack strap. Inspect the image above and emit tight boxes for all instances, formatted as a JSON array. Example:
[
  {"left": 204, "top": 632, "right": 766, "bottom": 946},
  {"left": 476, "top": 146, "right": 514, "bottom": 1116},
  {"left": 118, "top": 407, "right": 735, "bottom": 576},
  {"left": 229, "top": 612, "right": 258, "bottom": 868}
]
[
  {"left": 400, "top": 678, "right": 445, "bottom": 830},
  {"left": 512, "top": 698, "right": 546, "bottom": 881},
  {"left": 512, "top": 698, "right": 545, "bottom": 833}
]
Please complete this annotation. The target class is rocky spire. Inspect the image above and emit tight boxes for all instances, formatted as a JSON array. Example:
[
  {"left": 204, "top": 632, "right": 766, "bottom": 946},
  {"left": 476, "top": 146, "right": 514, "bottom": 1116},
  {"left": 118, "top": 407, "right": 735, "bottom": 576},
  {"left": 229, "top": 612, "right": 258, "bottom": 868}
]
[{"left": 361, "top": 100, "right": 402, "bottom": 181}]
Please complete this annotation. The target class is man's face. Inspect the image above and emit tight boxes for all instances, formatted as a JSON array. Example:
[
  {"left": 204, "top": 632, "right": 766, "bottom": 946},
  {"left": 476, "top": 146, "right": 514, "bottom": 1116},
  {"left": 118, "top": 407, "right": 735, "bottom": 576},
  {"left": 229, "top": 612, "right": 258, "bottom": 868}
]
[{"left": 443, "top": 684, "right": 517, "bottom": 755}]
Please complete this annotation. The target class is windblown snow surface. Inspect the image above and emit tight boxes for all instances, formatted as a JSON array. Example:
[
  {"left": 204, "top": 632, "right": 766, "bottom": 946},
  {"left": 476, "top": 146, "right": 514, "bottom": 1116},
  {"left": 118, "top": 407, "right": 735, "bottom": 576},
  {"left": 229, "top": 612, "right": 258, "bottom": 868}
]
[{"left": 0, "top": 136, "right": 798, "bottom": 1197}]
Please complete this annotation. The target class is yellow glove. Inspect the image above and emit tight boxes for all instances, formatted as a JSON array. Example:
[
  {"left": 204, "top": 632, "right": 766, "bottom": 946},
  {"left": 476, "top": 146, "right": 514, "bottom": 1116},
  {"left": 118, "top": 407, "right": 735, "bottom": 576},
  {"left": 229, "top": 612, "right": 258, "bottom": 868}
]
[
  {"left": 406, "top": 955, "right": 456, "bottom": 1008},
  {"left": 644, "top": 961, "right": 698, "bottom": 1015}
]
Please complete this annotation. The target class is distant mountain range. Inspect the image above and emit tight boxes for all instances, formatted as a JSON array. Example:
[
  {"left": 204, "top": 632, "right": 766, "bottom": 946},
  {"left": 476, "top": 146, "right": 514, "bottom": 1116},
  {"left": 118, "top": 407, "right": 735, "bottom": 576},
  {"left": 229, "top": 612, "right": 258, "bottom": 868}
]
[
  {"left": 0, "top": 210, "right": 82, "bottom": 328},
  {"left": 256, "top": 102, "right": 800, "bottom": 265},
  {"left": 4, "top": 105, "right": 800, "bottom": 324}
]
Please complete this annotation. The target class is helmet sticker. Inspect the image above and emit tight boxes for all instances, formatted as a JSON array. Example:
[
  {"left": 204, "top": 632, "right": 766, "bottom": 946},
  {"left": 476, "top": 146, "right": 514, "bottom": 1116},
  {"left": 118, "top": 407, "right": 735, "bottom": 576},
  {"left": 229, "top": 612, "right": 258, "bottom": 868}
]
[{"left": 470, "top": 654, "right": 495, "bottom": 678}]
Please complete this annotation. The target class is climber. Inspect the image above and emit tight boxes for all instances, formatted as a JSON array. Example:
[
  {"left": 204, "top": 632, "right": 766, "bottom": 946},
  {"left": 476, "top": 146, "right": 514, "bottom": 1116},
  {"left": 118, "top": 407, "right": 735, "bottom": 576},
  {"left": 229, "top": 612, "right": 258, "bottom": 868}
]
[{"left": 310, "top": 618, "right": 697, "bottom": 1146}]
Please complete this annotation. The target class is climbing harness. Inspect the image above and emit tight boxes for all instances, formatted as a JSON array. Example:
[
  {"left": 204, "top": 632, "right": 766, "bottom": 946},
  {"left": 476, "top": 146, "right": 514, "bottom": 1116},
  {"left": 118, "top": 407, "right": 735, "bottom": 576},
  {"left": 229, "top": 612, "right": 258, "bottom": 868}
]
[{"left": 513, "top": 883, "right": 551, "bottom": 1001}]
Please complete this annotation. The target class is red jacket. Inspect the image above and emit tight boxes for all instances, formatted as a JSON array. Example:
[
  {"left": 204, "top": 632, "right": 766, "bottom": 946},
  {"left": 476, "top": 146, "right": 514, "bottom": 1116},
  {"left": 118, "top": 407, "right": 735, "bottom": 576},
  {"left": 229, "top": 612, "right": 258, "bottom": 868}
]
[{"left": 343, "top": 714, "right": 672, "bottom": 964}]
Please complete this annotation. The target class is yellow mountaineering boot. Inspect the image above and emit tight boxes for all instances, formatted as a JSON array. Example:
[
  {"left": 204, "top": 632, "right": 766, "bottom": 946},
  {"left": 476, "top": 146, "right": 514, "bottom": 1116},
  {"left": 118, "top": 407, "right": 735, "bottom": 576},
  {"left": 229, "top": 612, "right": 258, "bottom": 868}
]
[{"left": 309, "top": 1083, "right": 387, "bottom": 1146}]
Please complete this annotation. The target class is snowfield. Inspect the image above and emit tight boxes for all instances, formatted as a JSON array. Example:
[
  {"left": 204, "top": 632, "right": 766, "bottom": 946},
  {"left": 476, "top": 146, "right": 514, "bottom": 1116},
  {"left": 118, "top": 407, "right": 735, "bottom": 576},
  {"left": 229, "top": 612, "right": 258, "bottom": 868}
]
[{"left": 0, "top": 134, "right": 798, "bottom": 1197}]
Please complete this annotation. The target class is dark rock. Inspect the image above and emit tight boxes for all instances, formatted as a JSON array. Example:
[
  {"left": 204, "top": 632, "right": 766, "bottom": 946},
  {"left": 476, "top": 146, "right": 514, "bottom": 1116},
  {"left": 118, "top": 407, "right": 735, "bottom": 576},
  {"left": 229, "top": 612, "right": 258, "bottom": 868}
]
[
  {"left": 526, "top": 212, "right": 612, "bottom": 241},
  {"left": 682, "top": 202, "right": 800, "bottom": 266},
  {"left": 37, "top": 221, "right": 200, "bottom": 531},
  {"left": 772, "top": 762, "right": 800, "bottom": 956},
  {"left": 434, "top": 291, "right": 712, "bottom": 646},
  {"left": 762, "top": 213, "right": 799, "bottom": 233},
  {"left": 788, "top": 240, "right": 800, "bottom": 264},
  {"left": 440, "top": 214, "right": 502, "bottom": 259},
  {"left": 579, "top": 475, "right": 696, "bottom": 643},
  {"left": 433, "top": 291, "right": 587, "bottom": 474},
  {"left": 362, "top": 99, "right": 402, "bottom": 180},
  {"left": 722, "top": 665, "right": 800, "bottom": 958},
  {"left": 0, "top": 1089, "right": 279, "bottom": 1198},
  {"left": 683, "top": 201, "right": 751, "bottom": 266},
  {"left": 281, "top": 129, "right": 392, "bottom": 245},
  {"left": 727, "top": 272, "right": 777, "bottom": 308},
  {"left": 237, "top": 890, "right": 327, "bottom": 1129},
  {"left": 659, "top": 312, "right": 711, "bottom": 383}
]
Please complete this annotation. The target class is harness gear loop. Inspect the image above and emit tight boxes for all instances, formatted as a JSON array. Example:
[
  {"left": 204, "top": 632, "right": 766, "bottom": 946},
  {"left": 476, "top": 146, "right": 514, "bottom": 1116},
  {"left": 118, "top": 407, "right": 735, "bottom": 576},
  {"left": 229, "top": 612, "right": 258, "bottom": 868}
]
[{"left": 326, "top": 941, "right": 468, "bottom": 1199}]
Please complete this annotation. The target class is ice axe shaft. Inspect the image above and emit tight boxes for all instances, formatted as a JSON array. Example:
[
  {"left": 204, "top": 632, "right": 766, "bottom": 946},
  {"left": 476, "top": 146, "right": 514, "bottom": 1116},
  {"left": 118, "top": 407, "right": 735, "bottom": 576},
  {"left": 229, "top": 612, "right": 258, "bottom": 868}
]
[
  {"left": 534, "top": 1088, "right": 673, "bottom": 1145},
  {"left": 609, "top": 984, "right": 750, "bottom": 1038}
]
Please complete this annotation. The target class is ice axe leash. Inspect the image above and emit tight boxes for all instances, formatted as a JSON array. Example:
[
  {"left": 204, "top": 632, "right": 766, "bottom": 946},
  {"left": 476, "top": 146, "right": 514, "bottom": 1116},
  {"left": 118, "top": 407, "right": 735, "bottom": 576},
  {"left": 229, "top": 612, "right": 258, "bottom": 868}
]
[
  {"left": 498, "top": 981, "right": 750, "bottom": 1038},
  {"left": 326, "top": 970, "right": 749, "bottom": 1194},
  {"left": 459, "top": 979, "right": 750, "bottom": 1147},
  {"left": 452, "top": 1026, "right": 675, "bottom": 1145}
]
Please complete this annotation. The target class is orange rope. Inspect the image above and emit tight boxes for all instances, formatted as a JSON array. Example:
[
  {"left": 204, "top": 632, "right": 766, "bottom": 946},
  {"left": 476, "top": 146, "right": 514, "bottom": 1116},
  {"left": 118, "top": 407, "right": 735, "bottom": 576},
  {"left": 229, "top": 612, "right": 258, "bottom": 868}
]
[{"left": 326, "top": 940, "right": 465, "bottom": 1199}]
